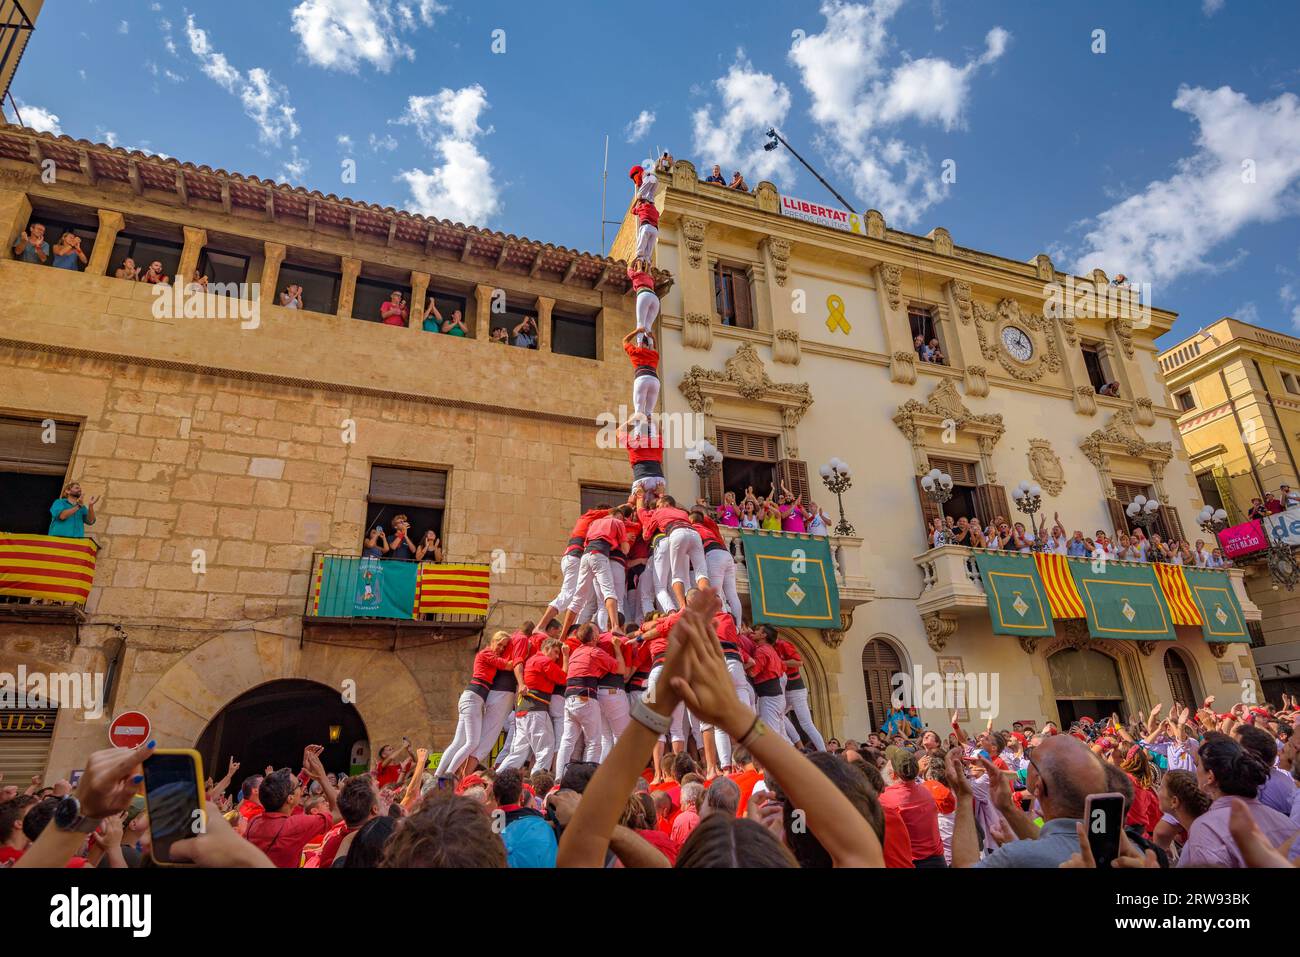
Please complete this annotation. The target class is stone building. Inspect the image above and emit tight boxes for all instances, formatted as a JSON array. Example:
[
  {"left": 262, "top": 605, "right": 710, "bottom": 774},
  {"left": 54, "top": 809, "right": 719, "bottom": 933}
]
[
  {"left": 611, "top": 161, "right": 1263, "bottom": 735},
  {"left": 0, "top": 125, "right": 667, "bottom": 780}
]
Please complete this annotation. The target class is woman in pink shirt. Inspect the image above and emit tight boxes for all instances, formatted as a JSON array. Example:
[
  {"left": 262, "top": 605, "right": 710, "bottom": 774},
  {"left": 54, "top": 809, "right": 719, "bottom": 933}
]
[{"left": 715, "top": 491, "right": 740, "bottom": 527}]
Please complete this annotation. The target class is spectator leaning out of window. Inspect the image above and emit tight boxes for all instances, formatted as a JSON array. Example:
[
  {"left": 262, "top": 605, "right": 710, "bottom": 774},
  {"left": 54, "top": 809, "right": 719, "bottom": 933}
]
[
  {"left": 380, "top": 291, "right": 409, "bottom": 327},
  {"left": 49, "top": 482, "right": 99, "bottom": 538},
  {"left": 280, "top": 284, "right": 303, "bottom": 309},
  {"left": 13, "top": 222, "right": 49, "bottom": 263},
  {"left": 51, "top": 232, "right": 87, "bottom": 270},
  {"left": 114, "top": 258, "right": 141, "bottom": 281},
  {"left": 512, "top": 315, "right": 539, "bottom": 349}
]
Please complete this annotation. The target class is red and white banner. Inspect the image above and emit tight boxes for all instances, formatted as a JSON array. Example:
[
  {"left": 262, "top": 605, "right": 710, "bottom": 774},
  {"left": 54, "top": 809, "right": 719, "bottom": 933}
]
[{"left": 778, "top": 194, "right": 862, "bottom": 234}]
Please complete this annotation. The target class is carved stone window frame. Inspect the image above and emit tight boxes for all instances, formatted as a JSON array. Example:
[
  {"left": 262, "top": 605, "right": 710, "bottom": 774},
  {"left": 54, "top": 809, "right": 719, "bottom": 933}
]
[
  {"left": 1079, "top": 409, "right": 1175, "bottom": 503},
  {"left": 679, "top": 342, "right": 813, "bottom": 457},
  {"left": 892, "top": 379, "right": 1006, "bottom": 481}
]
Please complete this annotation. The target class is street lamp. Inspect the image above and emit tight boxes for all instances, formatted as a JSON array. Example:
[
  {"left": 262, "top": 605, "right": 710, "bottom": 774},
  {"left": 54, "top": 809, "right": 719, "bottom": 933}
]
[
  {"left": 685, "top": 440, "right": 722, "bottom": 502},
  {"left": 1197, "top": 504, "right": 1229, "bottom": 534},
  {"left": 1012, "top": 480, "right": 1045, "bottom": 550},
  {"left": 1126, "top": 494, "right": 1162, "bottom": 558},
  {"left": 920, "top": 468, "right": 954, "bottom": 545},
  {"left": 818, "top": 458, "right": 855, "bottom": 536}
]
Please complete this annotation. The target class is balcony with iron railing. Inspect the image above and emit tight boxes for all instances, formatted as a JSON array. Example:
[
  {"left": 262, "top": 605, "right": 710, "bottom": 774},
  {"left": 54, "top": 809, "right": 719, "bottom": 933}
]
[{"left": 0, "top": 532, "right": 99, "bottom": 631}]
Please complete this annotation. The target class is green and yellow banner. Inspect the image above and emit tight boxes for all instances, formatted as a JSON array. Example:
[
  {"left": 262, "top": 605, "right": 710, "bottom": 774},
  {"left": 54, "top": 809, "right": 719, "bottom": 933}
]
[
  {"left": 740, "top": 531, "right": 840, "bottom": 628},
  {"left": 1182, "top": 567, "right": 1249, "bottom": 642},
  {"left": 971, "top": 552, "right": 1055, "bottom": 636},
  {"left": 1066, "top": 559, "right": 1177, "bottom": 641}
]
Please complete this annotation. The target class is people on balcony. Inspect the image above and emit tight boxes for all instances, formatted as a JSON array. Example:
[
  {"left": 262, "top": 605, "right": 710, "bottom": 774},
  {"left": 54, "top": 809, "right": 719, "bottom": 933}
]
[
  {"left": 489, "top": 326, "right": 509, "bottom": 344},
  {"left": 114, "top": 258, "right": 141, "bottom": 280},
  {"left": 13, "top": 222, "right": 49, "bottom": 263},
  {"left": 51, "top": 232, "right": 87, "bottom": 271},
  {"left": 511, "top": 315, "right": 539, "bottom": 349},
  {"left": 807, "top": 502, "right": 830, "bottom": 537},
  {"left": 704, "top": 164, "right": 726, "bottom": 185},
  {"left": 48, "top": 482, "right": 99, "bottom": 538},
  {"left": 280, "top": 284, "right": 303, "bottom": 309},
  {"left": 426, "top": 300, "right": 468, "bottom": 337},
  {"left": 383, "top": 514, "right": 417, "bottom": 559},
  {"left": 380, "top": 291, "right": 409, "bottom": 327},
  {"left": 416, "top": 530, "right": 443, "bottom": 563},
  {"left": 139, "top": 260, "right": 169, "bottom": 285},
  {"left": 727, "top": 171, "right": 750, "bottom": 193}
]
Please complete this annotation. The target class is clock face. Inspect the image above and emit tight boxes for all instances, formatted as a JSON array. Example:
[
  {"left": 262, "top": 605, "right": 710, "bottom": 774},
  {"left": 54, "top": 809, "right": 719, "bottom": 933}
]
[{"left": 1001, "top": 325, "right": 1034, "bottom": 362}]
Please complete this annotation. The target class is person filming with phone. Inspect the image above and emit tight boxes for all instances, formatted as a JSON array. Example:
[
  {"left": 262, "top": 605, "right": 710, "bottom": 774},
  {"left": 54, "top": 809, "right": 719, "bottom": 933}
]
[{"left": 48, "top": 481, "right": 100, "bottom": 538}]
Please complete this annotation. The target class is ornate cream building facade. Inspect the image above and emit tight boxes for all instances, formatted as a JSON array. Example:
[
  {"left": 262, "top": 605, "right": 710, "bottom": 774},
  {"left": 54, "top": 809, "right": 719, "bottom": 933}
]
[
  {"left": 613, "top": 160, "right": 1263, "bottom": 735},
  {"left": 0, "top": 125, "right": 667, "bottom": 780},
  {"left": 1159, "top": 317, "right": 1300, "bottom": 703}
]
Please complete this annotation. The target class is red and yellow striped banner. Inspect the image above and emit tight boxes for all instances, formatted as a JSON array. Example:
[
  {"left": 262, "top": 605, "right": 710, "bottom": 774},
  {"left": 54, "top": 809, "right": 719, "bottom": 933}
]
[
  {"left": 0, "top": 534, "right": 99, "bottom": 605},
  {"left": 1152, "top": 563, "right": 1203, "bottom": 626},
  {"left": 1033, "top": 552, "right": 1086, "bottom": 619},
  {"left": 416, "top": 563, "right": 490, "bottom": 616}
]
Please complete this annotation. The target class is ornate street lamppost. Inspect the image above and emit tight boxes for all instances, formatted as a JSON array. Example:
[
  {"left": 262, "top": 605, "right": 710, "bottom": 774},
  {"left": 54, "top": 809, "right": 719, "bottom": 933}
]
[
  {"left": 1197, "top": 504, "right": 1229, "bottom": 535},
  {"left": 685, "top": 440, "right": 722, "bottom": 501},
  {"left": 1012, "top": 479, "right": 1045, "bottom": 551},
  {"left": 818, "top": 458, "right": 855, "bottom": 536},
  {"left": 920, "top": 467, "right": 953, "bottom": 545},
  {"left": 1126, "top": 494, "right": 1162, "bottom": 560},
  {"left": 1264, "top": 529, "right": 1300, "bottom": 591}
]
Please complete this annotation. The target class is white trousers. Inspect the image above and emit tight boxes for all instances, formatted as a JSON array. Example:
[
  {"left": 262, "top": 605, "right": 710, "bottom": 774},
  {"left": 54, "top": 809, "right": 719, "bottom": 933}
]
[
  {"left": 471, "top": 689, "right": 515, "bottom": 761},
  {"left": 434, "top": 690, "right": 483, "bottom": 778},
  {"left": 646, "top": 663, "right": 687, "bottom": 744},
  {"left": 555, "top": 695, "right": 603, "bottom": 781},
  {"left": 635, "top": 562, "right": 657, "bottom": 619},
  {"left": 569, "top": 550, "right": 617, "bottom": 613},
  {"left": 785, "top": 686, "right": 825, "bottom": 751},
  {"left": 757, "top": 693, "right": 791, "bottom": 744},
  {"left": 550, "top": 552, "right": 581, "bottom": 611},
  {"left": 498, "top": 710, "right": 555, "bottom": 773},
  {"left": 632, "top": 373, "right": 660, "bottom": 423},
  {"left": 492, "top": 714, "right": 516, "bottom": 768},
  {"left": 667, "top": 526, "right": 708, "bottom": 590},
  {"left": 635, "top": 222, "right": 658, "bottom": 262},
  {"left": 549, "top": 693, "right": 567, "bottom": 767},
  {"left": 598, "top": 687, "right": 630, "bottom": 760},
  {"left": 652, "top": 537, "right": 675, "bottom": 611},
  {"left": 714, "top": 659, "right": 755, "bottom": 768},
  {"left": 705, "top": 548, "right": 742, "bottom": 627},
  {"left": 635, "top": 289, "right": 660, "bottom": 336}
]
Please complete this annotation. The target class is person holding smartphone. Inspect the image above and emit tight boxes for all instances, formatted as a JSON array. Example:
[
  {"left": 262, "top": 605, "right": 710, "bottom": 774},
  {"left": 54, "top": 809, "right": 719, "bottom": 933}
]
[{"left": 48, "top": 482, "right": 99, "bottom": 538}]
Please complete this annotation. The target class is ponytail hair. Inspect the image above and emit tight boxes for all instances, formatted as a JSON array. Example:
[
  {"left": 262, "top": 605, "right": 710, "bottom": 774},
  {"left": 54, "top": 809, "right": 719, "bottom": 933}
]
[
  {"left": 1198, "top": 732, "right": 1268, "bottom": 798},
  {"left": 1162, "top": 769, "right": 1212, "bottom": 819}
]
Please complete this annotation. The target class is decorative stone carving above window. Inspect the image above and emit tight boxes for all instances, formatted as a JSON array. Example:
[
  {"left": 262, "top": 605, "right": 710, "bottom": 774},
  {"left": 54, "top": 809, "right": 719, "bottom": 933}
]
[
  {"left": 682, "top": 218, "right": 706, "bottom": 269},
  {"left": 972, "top": 297, "right": 1062, "bottom": 382},
  {"left": 764, "top": 237, "right": 791, "bottom": 287},
  {"left": 1079, "top": 408, "right": 1174, "bottom": 502},
  {"left": 773, "top": 328, "right": 801, "bottom": 365},
  {"left": 948, "top": 279, "right": 973, "bottom": 325},
  {"left": 679, "top": 341, "right": 813, "bottom": 422},
  {"left": 1112, "top": 317, "right": 1135, "bottom": 359},
  {"left": 1026, "top": 438, "right": 1066, "bottom": 496},
  {"left": 879, "top": 263, "right": 904, "bottom": 310},
  {"left": 893, "top": 379, "right": 1006, "bottom": 479}
]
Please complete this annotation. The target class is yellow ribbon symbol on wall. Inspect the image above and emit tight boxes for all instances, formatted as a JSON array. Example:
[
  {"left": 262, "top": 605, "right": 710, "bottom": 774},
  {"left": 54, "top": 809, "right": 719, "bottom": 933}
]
[{"left": 826, "top": 294, "right": 851, "bottom": 334}]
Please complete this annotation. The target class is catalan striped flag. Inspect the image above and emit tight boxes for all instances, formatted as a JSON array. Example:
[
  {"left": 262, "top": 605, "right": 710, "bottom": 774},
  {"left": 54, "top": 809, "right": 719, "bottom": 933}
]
[
  {"left": 1033, "top": 552, "right": 1086, "bottom": 619},
  {"left": 417, "top": 563, "right": 490, "bottom": 616},
  {"left": 0, "top": 534, "right": 99, "bottom": 605},
  {"left": 1152, "top": 563, "right": 1203, "bottom": 627}
]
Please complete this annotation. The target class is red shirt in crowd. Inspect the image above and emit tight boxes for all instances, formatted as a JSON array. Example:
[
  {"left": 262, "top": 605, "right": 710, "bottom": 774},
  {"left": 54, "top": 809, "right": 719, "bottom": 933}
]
[
  {"left": 624, "top": 340, "right": 659, "bottom": 372},
  {"left": 245, "top": 808, "right": 332, "bottom": 868},
  {"left": 644, "top": 611, "right": 682, "bottom": 660},
  {"left": 881, "top": 804, "right": 916, "bottom": 869},
  {"left": 238, "top": 798, "right": 264, "bottom": 822},
  {"left": 693, "top": 514, "right": 724, "bottom": 548},
  {"left": 586, "top": 515, "right": 629, "bottom": 550},
  {"left": 879, "top": 779, "right": 943, "bottom": 861},
  {"left": 523, "top": 652, "right": 567, "bottom": 694},
  {"left": 566, "top": 643, "right": 621, "bottom": 681},
  {"left": 751, "top": 643, "right": 784, "bottom": 684},
  {"left": 774, "top": 639, "right": 803, "bottom": 681},
  {"left": 471, "top": 648, "right": 514, "bottom": 685}
]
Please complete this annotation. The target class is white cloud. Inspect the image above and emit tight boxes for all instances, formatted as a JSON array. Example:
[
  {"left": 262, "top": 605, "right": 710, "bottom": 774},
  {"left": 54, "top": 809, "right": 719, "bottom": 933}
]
[
  {"left": 1282, "top": 285, "right": 1300, "bottom": 331},
  {"left": 280, "top": 145, "right": 310, "bottom": 183},
  {"left": 788, "top": 0, "right": 1009, "bottom": 225},
  {"left": 1203, "top": 0, "right": 1225, "bottom": 15},
  {"left": 691, "top": 52, "right": 794, "bottom": 183},
  {"left": 395, "top": 85, "right": 501, "bottom": 225},
  {"left": 624, "top": 109, "right": 655, "bottom": 143},
  {"left": 369, "top": 132, "right": 399, "bottom": 152},
  {"left": 1232, "top": 301, "right": 1259, "bottom": 324},
  {"left": 186, "top": 16, "right": 299, "bottom": 146},
  {"left": 1068, "top": 86, "right": 1300, "bottom": 287},
  {"left": 337, "top": 133, "right": 354, "bottom": 152},
  {"left": 5, "top": 100, "right": 62, "bottom": 135},
  {"left": 118, "top": 19, "right": 129, "bottom": 34},
  {"left": 290, "top": 0, "right": 446, "bottom": 73}
]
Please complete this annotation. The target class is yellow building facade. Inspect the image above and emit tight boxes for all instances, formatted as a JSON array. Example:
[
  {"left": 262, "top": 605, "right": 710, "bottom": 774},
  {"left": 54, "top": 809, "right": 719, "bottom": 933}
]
[
  {"left": 614, "top": 161, "right": 1263, "bottom": 736},
  {"left": 1159, "top": 317, "right": 1300, "bottom": 701}
]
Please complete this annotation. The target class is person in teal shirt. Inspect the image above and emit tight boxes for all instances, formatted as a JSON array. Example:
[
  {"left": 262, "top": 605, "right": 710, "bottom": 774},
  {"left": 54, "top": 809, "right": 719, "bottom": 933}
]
[{"left": 48, "top": 482, "right": 99, "bottom": 537}]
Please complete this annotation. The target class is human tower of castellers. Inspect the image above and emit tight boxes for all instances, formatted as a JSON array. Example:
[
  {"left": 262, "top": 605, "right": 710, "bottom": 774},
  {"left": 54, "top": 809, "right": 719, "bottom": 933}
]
[{"left": 433, "top": 161, "right": 825, "bottom": 784}]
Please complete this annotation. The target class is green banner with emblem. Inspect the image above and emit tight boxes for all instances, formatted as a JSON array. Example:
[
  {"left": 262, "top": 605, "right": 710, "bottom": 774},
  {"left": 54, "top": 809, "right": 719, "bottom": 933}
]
[
  {"left": 739, "top": 531, "right": 840, "bottom": 628},
  {"left": 970, "top": 552, "right": 1055, "bottom": 636},
  {"left": 1066, "top": 559, "right": 1176, "bottom": 641},
  {"left": 1183, "top": 567, "right": 1250, "bottom": 642}
]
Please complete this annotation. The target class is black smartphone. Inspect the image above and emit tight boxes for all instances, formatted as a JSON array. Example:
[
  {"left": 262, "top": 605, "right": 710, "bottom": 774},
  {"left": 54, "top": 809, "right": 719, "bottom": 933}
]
[
  {"left": 143, "top": 748, "right": 205, "bottom": 866},
  {"left": 1084, "top": 792, "right": 1126, "bottom": 869}
]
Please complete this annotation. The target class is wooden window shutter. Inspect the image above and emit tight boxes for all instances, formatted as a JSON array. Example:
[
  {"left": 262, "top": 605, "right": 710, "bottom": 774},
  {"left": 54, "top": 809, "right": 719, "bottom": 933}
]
[
  {"left": 580, "top": 484, "right": 624, "bottom": 513},
  {"left": 701, "top": 467, "right": 723, "bottom": 506},
  {"left": 916, "top": 476, "right": 942, "bottom": 534},
  {"left": 975, "top": 483, "right": 1010, "bottom": 526},
  {"left": 368, "top": 466, "right": 448, "bottom": 508},
  {"left": 0, "top": 416, "right": 79, "bottom": 475},
  {"left": 928, "top": 457, "right": 978, "bottom": 486},
  {"left": 777, "top": 459, "right": 810, "bottom": 503},
  {"left": 732, "top": 269, "right": 754, "bottom": 329},
  {"left": 717, "top": 429, "right": 777, "bottom": 461},
  {"left": 1162, "top": 505, "right": 1184, "bottom": 541},
  {"left": 1107, "top": 497, "right": 1131, "bottom": 535}
]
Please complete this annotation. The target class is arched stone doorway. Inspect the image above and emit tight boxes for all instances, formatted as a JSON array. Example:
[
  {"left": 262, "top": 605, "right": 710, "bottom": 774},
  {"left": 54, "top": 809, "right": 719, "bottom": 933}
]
[
  {"left": 775, "top": 627, "right": 834, "bottom": 744},
  {"left": 135, "top": 630, "right": 432, "bottom": 764},
  {"left": 196, "top": 679, "right": 368, "bottom": 777},
  {"left": 861, "top": 636, "right": 906, "bottom": 735},
  {"left": 1163, "top": 648, "right": 1200, "bottom": 712},
  {"left": 1047, "top": 646, "right": 1125, "bottom": 726}
]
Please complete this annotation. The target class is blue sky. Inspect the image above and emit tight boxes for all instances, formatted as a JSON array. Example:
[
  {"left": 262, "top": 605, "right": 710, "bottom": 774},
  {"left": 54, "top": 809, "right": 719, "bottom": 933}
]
[{"left": 8, "top": 0, "right": 1300, "bottom": 345}]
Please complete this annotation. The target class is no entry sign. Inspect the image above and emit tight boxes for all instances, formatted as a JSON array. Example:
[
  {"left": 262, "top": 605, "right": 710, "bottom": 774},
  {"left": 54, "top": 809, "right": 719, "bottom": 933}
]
[{"left": 108, "top": 711, "right": 151, "bottom": 749}]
